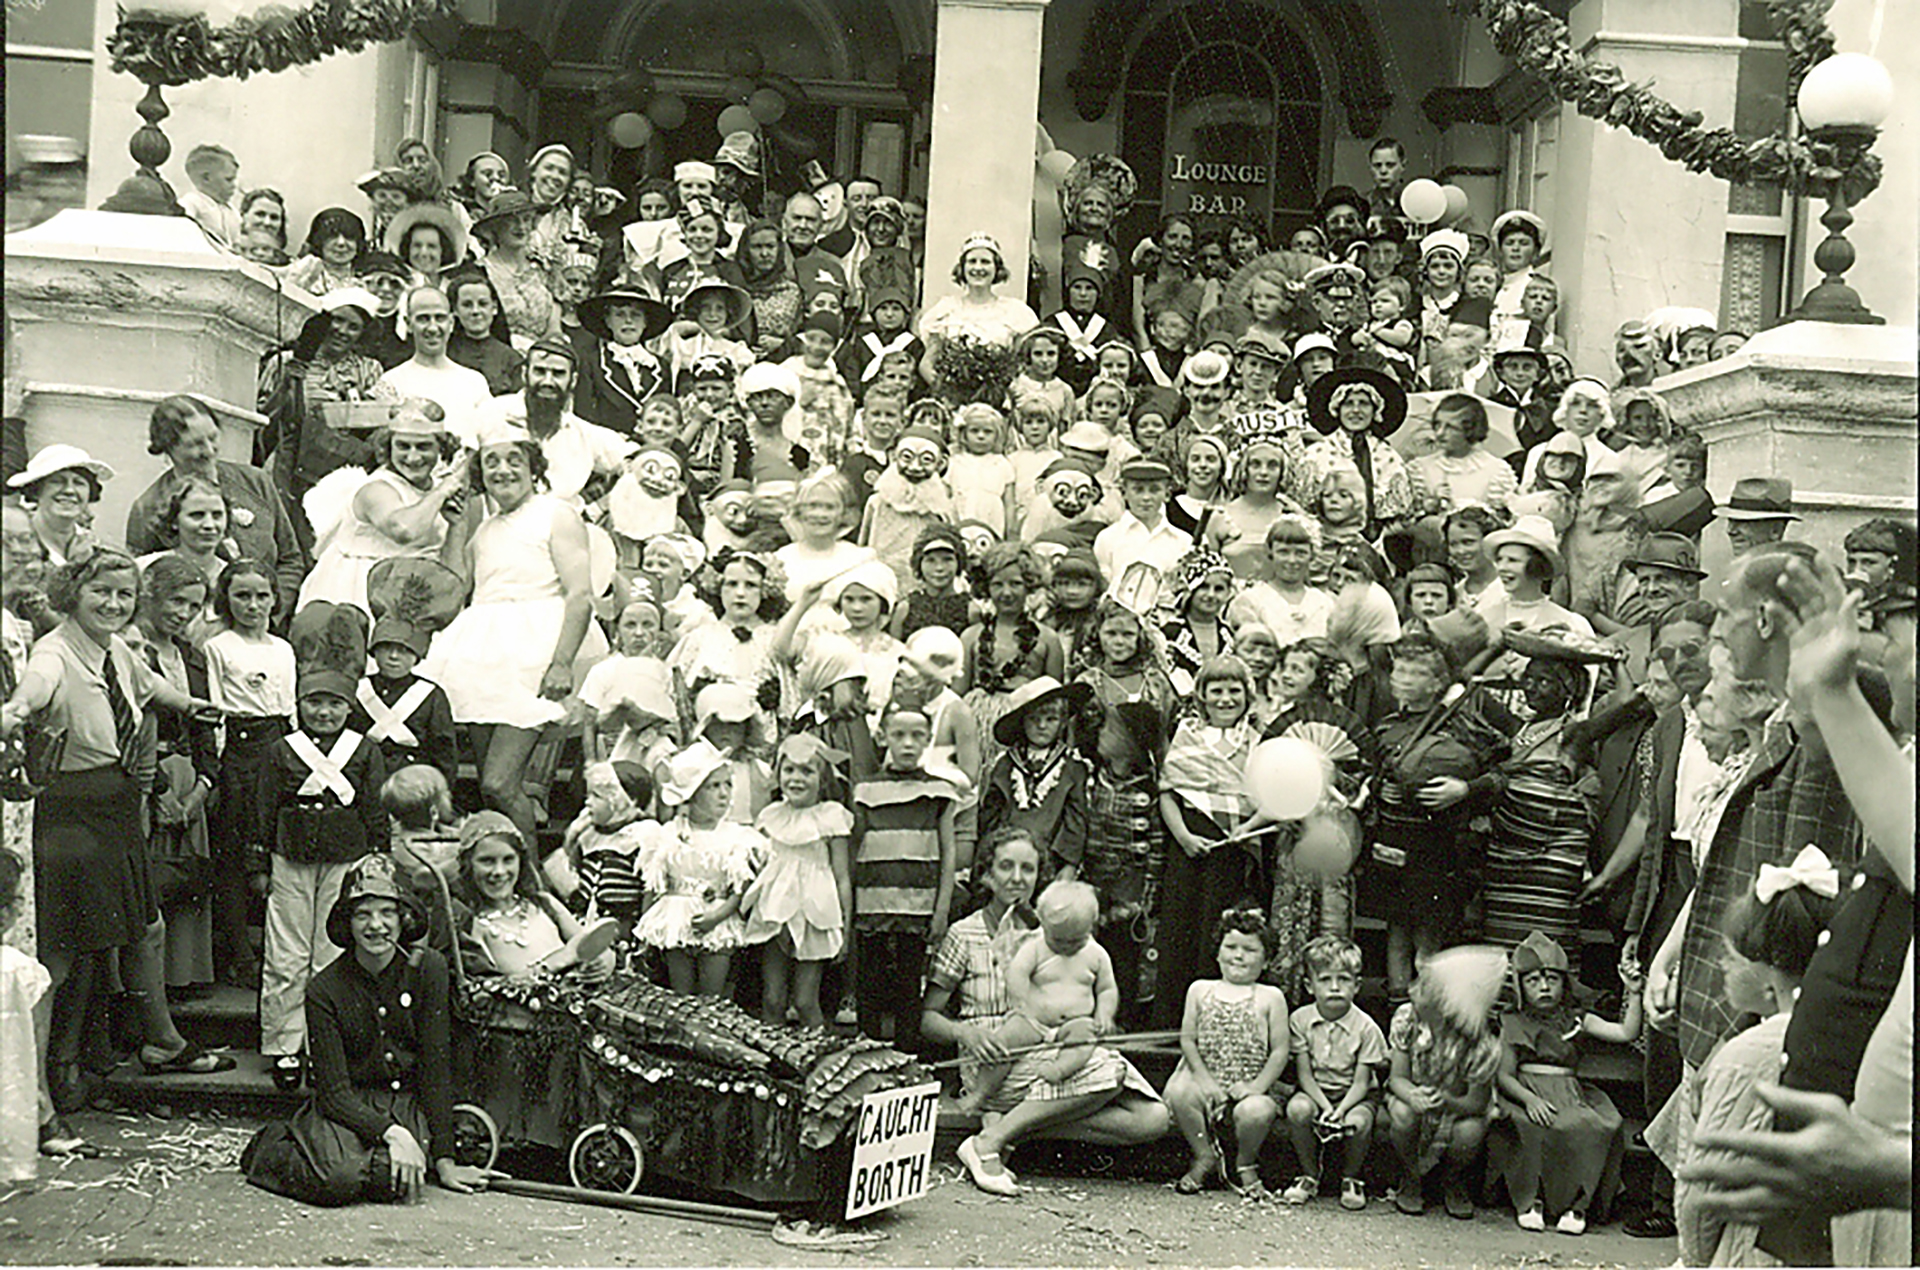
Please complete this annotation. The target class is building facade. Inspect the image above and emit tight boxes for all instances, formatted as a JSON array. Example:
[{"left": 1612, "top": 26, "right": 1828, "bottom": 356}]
[{"left": 8, "top": 0, "right": 1914, "bottom": 372}]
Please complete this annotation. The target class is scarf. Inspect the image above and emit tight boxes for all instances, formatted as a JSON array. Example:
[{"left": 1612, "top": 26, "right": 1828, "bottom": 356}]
[
  {"left": 1160, "top": 718, "right": 1254, "bottom": 828},
  {"left": 1005, "top": 741, "right": 1071, "bottom": 810},
  {"left": 1052, "top": 312, "right": 1110, "bottom": 360},
  {"left": 860, "top": 330, "right": 917, "bottom": 382}
]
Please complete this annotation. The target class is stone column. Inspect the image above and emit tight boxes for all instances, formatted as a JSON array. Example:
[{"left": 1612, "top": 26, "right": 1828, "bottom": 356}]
[
  {"left": 922, "top": 0, "right": 1050, "bottom": 306},
  {"left": 5, "top": 210, "right": 318, "bottom": 546},
  {"left": 1656, "top": 320, "right": 1917, "bottom": 580},
  {"left": 1554, "top": 0, "right": 1744, "bottom": 375}
]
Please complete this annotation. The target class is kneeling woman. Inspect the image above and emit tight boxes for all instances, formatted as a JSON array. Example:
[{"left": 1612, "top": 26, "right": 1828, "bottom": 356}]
[{"left": 243, "top": 856, "right": 497, "bottom": 1205}]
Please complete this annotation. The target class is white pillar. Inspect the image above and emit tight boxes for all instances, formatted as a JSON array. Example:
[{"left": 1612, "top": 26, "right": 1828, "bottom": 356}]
[{"left": 922, "top": 0, "right": 1049, "bottom": 305}]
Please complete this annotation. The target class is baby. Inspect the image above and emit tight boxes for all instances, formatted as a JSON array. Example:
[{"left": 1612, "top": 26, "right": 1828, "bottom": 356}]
[{"left": 959, "top": 879, "right": 1117, "bottom": 1113}]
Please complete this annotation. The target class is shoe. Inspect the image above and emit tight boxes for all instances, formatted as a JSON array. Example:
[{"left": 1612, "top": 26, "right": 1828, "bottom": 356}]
[
  {"left": 1444, "top": 1180, "right": 1475, "bottom": 1220},
  {"left": 1340, "top": 1178, "right": 1367, "bottom": 1211},
  {"left": 38, "top": 1117, "right": 84, "bottom": 1157},
  {"left": 140, "top": 1040, "right": 238, "bottom": 1075},
  {"left": 957, "top": 1136, "right": 1019, "bottom": 1197},
  {"left": 1393, "top": 1173, "right": 1425, "bottom": 1215},
  {"left": 1517, "top": 1203, "right": 1546, "bottom": 1232},
  {"left": 1556, "top": 1209, "right": 1587, "bottom": 1236},
  {"left": 1624, "top": 1210, "right": 1676, "bottom": 1238},
  {"left": 1281, "top": 1174, "right": 1318, "bottom": 1205},
  {"left": 771, "top": 1217, "right": 885, "bottom": 1248},
  {"left": 271, "top": 1054, "right": 305, "bottom": 1092},
  {"left": 1230, "top": 1164, "right": 1270, "bottom": 1201},
  {"left": 834, "top": 997, "right": 857, "bottom": 1027}
]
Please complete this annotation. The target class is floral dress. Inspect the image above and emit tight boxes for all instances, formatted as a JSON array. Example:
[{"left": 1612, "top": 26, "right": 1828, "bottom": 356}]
[
  {"left": 633, "top": 817, "right": 767, "bottom": 953},
  {"left": 1388, "top": 1002, "right": 1502, "bottom": 1173}
]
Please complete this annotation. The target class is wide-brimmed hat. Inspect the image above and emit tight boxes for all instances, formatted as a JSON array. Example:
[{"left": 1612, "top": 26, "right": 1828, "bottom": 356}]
[
  {"left": 659, "top": 739, "right": 732, "bottom": 807},
  {"left": 578, "top": 285, "right": 673, "bottom": 344},
  {"left": 384, "top": 201, "right": 469, "bottom": 265},
  {"left": 669, "top": 276, "right": 752, "bottom": 332},
  {"left": 1490, "top": 209, "right": 1547, "bottom": 247},
  {"left": 323, "top": 853, "right": 426, "bottom": 951},
  {"left": 469, "top": 188, "right": 544, "bottom": 238},
  {"left": 355, "top": 166, "right": 409, "bottom": 196},
  {"left": 1713, "top": 476, "right": 1799, "bottom": 522},
  {"left": 694, "top": 681, "right": 758, "bottom": 734},
  {"left": 714, "top": 131, "right": 760, "bottom": 177},
  {"left": 1490, "top": 345, "right": 1549, "bottom": 371},
  {"left": 992, "top": 675, "right": 1095, "bottom": 745},
  {"left": 1624, "top": 532, "right": 1707, "bottom": 580},
  {"left": 1484, "top": 513, "right": 1564, "bottom": 577},
  {"left": 317, "top": 286, "right": 383, "bottom": 321},
  {"left": 366, "top": 557, "right": 466, "bottom": 633},
  {"left": 8, "top": 443, "right": 113, "bottom": 493},
  {"left": 795, "top": 633, "right": 868, "bottom": 702},
  {"left": 1307, "top": 365, "right": 1408, "bottom": 438}
]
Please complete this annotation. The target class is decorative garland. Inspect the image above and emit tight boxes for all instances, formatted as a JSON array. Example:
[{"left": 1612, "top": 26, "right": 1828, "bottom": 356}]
[
  {"left": 109, "top": 0, "right": 458, "bottom": 88},
  {"left": 1452, "top": 0, "right": 1881, "bottom": 204}
]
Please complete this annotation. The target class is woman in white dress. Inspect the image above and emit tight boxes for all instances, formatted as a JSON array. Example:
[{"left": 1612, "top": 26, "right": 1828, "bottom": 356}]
[
  {"left": 297, "top": 404, "right": 465, "bottom": 616},
  {"left": 422, "top": 422, "right": 605, "bottom": 843},
  {"left": 918, "top": 233, "right": 1040, "bottom": 406}
]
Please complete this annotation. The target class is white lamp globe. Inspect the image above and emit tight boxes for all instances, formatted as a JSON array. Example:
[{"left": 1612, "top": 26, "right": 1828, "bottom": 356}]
[{"left": 1796, "top": 53, "right": 1894, "bottom": 131}]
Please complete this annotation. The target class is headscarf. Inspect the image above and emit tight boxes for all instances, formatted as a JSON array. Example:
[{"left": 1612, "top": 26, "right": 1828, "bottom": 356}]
[{"left": 733, "top": 217, "right": 791, "bottom": 293}]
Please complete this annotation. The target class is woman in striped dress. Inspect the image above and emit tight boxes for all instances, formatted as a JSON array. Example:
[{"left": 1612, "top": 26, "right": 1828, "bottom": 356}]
[{"left": 1483, "top": 655, "right": 1593, "bottom": 949}]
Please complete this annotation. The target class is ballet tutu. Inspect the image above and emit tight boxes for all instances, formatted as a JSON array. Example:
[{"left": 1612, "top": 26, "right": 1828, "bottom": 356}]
[{"left": 422, "top": 596, "right": 607, "bottom": 730}]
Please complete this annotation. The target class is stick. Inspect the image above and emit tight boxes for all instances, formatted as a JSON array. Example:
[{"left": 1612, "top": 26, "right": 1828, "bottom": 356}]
[
  {"left": 489, "top": 1176, "right": 777, "bottom": 1229},
  {"left": 927, "top": 1028, "right": 1182, "bottom": 1070}
]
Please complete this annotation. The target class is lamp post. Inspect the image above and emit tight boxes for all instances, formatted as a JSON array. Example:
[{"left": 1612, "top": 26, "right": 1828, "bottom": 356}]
[{"left": 1788, "top": 53, "right": 1894, "bottom": 325}]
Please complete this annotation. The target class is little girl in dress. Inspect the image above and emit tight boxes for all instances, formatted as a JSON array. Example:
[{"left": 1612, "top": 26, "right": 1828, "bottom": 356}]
[
  {"left": 947, "top": 403, "right": 1017, "bottom": 540},
  {"left": 634, "top": 740, "right": 768, "bottom": 997},
  {"left": 741, "top": 734, "right": 853, "bottom": 1028},
  {"left": 1163, "top": 907, "right": 1292, "bottom": 1198}
]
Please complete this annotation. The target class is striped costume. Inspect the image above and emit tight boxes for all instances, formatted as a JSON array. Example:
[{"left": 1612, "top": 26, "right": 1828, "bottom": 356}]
[{"left": 851, "top": 767, "right": 957, "bottom": 1052}]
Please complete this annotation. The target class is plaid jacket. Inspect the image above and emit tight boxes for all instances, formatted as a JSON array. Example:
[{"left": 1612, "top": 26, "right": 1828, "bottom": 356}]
[{"left": 1677, "top": 709, "right": 1862, "bottom": 1069}]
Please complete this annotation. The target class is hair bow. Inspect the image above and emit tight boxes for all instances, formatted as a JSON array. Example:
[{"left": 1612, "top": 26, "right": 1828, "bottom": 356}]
[{"left": 1754, "top": 845, "right": 1841, "bottom": 905}]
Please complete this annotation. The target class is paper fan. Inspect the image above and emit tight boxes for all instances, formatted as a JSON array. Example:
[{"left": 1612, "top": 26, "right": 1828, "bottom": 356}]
[{"left": 1282, "top": 719, "right": 1360, "bottom": 765}]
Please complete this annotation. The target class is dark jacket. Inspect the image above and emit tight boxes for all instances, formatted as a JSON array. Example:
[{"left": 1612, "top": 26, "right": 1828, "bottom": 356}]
[
  {"left": 307, "top": 945, "right": 454, "bottom": 1152},
  {"left": 347, "top": 673, "right": 458, "bottom": 794},
  {"left": 265, "top": 728, "right": 389, "bottom": 864}
]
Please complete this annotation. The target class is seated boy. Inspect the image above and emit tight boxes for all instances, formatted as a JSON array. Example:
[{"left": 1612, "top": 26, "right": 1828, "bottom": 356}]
[
  {"left": 957, "top": 880, "right": 1116, "bottom": 1114},
  {"left": 1283, "top": 935, "right": 1389, "bottom": 1209},
  {"left": 379, "top": 763, "right": 463, "bottom": 957}
]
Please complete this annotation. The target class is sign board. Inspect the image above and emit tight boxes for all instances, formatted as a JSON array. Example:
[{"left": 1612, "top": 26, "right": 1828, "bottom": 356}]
[{"left": 844, "top": 1081, "right": 940, "bottom": 1220}]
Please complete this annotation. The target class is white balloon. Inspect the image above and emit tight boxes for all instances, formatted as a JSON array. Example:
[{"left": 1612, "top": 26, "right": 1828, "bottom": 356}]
[
  {"left": 1399, "top": 178, "right": 1447, "bottom": 225},
  {"left": 1243, "top": 737, "right": 1327, "bottom": 821},
  {"left": 1038, "top": 149, "right": 1076, "bottom": 183}
]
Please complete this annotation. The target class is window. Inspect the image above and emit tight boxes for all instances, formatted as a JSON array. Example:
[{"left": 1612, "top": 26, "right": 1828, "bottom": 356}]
[{"left": 1721, "top": 19, "right": 1794, "bottom": 330}]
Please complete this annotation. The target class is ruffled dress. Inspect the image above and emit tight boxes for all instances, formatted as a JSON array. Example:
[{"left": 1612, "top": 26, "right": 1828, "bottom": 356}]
[
  {"left": 741, "top": 800, "right": 851, "bottom": 960},
  {"left": 632, "top": 818, "right": 767, "bottom": 953},
  {"left": 297, "top": 468, "right": 447, "bottom": 616},
  {"left": 421, "top": 494, "right": 608, "bottom": 729}
]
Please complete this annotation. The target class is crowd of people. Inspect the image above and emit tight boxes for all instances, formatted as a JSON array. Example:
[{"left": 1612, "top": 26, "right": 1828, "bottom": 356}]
[{"left": 0, "top": 128, "right": 1909, "bottom": 1262}]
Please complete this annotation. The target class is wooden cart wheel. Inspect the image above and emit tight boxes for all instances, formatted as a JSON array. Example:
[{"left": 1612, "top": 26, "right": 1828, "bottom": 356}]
[
  {"left": 450, "top": 1103, "right": 499, "bottom": 1172},
  {"left": 569, "top": 1122, "right": 644, "bottom": 1194}
]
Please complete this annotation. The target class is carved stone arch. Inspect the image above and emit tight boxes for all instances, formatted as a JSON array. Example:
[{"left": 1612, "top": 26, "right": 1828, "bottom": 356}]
[
  {"left": 593, "top": 0, "right": 859, "bottom": 80},
  {"left": 1069, "top": 0, "right": 1390, "bottom": 138}
]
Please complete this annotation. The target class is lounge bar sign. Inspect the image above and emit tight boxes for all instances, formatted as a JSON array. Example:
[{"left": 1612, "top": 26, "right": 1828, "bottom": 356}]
[{"left": 1167, "top": 151, "right": 1268, "bottom": 217}]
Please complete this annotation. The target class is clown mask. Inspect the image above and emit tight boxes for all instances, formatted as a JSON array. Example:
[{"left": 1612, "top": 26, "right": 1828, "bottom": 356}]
[{"left": 1044, "top": 469, "right": 1100, "bottom": 520}]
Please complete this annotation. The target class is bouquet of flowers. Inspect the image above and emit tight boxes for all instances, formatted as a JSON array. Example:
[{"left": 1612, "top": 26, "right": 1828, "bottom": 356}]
[{"left": 932, "top": 334, "right": 1017, "bottom": 408}]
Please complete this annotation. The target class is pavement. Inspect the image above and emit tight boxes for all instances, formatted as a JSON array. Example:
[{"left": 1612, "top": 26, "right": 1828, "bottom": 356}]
[{"left": 4, "top": 1112, "right": 1679, "bottom": 1267}]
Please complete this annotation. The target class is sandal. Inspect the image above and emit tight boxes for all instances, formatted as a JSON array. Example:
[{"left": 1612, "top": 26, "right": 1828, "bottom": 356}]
[
  {"left": 1174, "top": 1157, "right": 1217, "bottom": 1194},
  {"left": 1231, "top": 1164, "right": 1270, "bottom": 1201},
  {"left": 140, "top": 1040, "right": 237, "bottom": 1076}
]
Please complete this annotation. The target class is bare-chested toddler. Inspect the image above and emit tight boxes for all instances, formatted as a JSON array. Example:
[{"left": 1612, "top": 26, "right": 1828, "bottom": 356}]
[{"left": 957, "top": 880, "right": 1117, "bottom": 1114}]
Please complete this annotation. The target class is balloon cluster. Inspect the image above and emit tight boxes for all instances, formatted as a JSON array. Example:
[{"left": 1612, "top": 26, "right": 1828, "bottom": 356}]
[
  {"left": 599, "top": 46, "right": 813, "bottom": 155},
  {"left": 1398, "top": 177, "right": 1473, "bottom": 228},
  {"left": 1243, "top": 737, "right": 1361, "bottom": 879}
]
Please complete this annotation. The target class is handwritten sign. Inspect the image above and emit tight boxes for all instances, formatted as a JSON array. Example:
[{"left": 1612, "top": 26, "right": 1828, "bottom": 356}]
[{"left": 844, "top": 1081, "right": 940, "bottom": 1220}]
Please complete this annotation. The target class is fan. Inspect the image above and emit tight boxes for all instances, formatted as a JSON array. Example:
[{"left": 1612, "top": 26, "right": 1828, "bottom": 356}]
[{"left": 1282, "top": 719, "right": 1360, "bottom": 765}]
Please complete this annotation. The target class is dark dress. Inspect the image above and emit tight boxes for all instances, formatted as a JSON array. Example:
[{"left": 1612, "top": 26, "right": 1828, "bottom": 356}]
[
  {"left": 242, "top": 946, "right": 456, "bottom": 1206},
  {"left": 1490, "top": 1007, "right": 1623, "bottom": 1219}
]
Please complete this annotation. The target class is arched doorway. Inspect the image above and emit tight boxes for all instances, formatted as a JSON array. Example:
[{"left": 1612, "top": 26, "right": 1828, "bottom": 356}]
[{"left": 1119, "top": 3, "right": 1325, "bottom": 245}]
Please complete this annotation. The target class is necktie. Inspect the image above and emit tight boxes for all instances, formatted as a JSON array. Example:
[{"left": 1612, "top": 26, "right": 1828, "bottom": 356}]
[
  {"left": 102, "top": 646, "right": 139, "bottom": 775},
  {"left": 1347, "top": 429, "right": 1377, "bottom": 532}
]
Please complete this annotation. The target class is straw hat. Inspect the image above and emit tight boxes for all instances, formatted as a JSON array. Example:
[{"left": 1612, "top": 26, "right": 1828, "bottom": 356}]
[
  {"left": 384, "top": 201, "right": 469, "bottom": 264},
  {"left": 1483, "top": 513, "right": 1564, "bottom": 577},
  {"left": 8, "top": 444, "right": 113, "bottom": 493},
  {"left": 992, "top": 676, "right": 1095, "bottom": 746}
]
